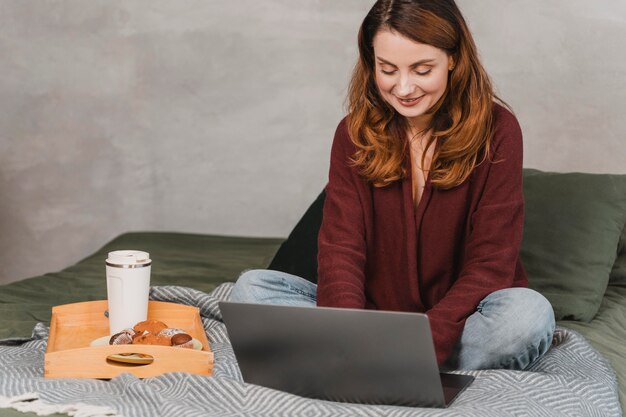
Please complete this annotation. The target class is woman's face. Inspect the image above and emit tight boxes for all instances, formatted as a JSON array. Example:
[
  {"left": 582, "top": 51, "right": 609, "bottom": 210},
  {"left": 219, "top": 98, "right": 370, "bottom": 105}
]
[{"left": 373, "top": 29, "right": 453, "bottom": 132}]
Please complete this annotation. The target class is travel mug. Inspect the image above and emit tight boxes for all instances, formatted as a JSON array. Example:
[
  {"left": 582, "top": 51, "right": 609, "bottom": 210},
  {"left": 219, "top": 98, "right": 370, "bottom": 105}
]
[{"left": 106, "top": 250, "right": 152, "bottom": 335}]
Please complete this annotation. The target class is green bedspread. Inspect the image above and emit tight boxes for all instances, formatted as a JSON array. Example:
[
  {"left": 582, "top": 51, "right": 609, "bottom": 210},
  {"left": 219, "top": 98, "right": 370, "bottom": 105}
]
[
  {"left": 0, "top": 232, "right": 283, "bottom": 340},
  {"left": 1, "top": 231, "right": 624, "bottom": 416}
]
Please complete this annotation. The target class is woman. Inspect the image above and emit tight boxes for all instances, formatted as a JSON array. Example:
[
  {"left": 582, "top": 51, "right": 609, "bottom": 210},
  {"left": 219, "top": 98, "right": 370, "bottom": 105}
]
[{"left": 230, "top": 0, "right": 555, "bottom": 371}]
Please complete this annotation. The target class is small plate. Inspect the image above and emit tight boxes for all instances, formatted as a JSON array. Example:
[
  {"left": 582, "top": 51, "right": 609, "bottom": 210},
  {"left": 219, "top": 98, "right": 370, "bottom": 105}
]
[{"left": 90, "top": 335, "right": 203, "bottom": 365}]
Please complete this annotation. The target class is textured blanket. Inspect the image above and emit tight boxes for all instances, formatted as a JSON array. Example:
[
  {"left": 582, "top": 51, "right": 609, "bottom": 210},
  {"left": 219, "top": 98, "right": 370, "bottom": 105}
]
[{"left": 0, "top": 283, "right": 622, "bottom": 417}]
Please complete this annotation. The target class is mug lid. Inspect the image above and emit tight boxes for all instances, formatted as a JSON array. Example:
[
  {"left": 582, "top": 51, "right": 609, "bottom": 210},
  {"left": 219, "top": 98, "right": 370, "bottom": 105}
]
[{"left": 106, "top": 250, "right": 151, "bottom": 266}]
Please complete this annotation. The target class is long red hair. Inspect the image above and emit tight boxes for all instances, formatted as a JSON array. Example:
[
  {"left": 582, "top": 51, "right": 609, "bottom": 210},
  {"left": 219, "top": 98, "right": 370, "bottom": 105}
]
[{"left": 347, "top": 0, "right": 506, "bottom": 189}]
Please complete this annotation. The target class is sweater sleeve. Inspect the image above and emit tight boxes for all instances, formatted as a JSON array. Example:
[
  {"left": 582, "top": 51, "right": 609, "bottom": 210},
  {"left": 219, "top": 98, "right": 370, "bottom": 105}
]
[
  {"left": 426, "top": 109, "right": 526, "bottom": 365},
  {"left": 316, "top": 118, "right": 368, "bottom": 308}
]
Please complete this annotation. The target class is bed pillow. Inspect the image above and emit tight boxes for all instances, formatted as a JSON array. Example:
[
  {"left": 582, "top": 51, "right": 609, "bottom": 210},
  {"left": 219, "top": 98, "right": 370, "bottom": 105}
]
[
  {"left": 608, "top": 223, "right": 626, "bottom": 287},
  {"left": 521, "top": 169, "right": 626, "bottom": 322},
  {"left": 267, "top": 190, "right": 325, "bottom": 284}
]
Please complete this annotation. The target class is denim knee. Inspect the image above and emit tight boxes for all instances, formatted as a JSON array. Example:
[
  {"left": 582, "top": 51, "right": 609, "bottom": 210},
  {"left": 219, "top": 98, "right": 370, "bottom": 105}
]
[
  {"left": 487, "top": 288, "right": 554, "bottom": 369},
  {"left": 500, "top": 288, "right": 555, "bottom": 341},
  {"left": 480, "top": 287, "right": 554, "bottom": 327},
  {"left": 459, "top": 287, "right": 555, "bottom": 370},
  {"left": 229, "top": 269, "right": 273, "bottom": 303},
  {"left": 229, "top": 269, "right": 317, "bottom": 306},
  {"left": 235, "top": 269, "right": 270, "bottom": 288}
]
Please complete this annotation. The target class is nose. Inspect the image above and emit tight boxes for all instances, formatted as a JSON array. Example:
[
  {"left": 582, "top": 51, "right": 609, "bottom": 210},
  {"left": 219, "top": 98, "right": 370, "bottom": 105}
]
[{"left": 395, "top": 73, "right": 416, "bottom": 97}]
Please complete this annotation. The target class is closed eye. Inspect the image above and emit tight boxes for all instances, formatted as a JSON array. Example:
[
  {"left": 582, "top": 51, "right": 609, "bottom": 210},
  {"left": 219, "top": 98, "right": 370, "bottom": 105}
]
[{"left": 380, "top": 69, "right": 431, "bottom": 76}]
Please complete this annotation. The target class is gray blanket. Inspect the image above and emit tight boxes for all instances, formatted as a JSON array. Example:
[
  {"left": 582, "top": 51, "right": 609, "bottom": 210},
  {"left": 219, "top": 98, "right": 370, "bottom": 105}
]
[{"left": 0, "top": 283, "right": 622, "bottom": 417}]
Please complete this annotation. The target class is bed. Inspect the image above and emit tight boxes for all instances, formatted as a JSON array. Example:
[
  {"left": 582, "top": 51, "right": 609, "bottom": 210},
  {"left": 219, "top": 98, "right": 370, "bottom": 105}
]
[{"left": 1, "top": 168, "right": 625, "bottom": 416}]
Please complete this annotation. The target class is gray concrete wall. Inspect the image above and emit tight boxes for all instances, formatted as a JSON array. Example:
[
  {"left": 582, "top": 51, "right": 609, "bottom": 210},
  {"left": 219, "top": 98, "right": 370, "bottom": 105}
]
[{"left": 1, "top": 1, "right": 625, "bottom": 284}]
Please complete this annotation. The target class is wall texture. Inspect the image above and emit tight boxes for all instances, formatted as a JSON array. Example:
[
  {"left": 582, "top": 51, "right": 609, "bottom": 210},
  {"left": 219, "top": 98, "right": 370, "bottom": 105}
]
[{"left": 1, "top": 1, "right": 625, "bottom": 284}]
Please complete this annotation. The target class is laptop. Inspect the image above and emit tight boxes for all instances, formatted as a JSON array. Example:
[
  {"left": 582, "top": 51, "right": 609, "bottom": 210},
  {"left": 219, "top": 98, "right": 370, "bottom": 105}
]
[{"left": 219, "top": 301, "right": 474, "bottom": 408}]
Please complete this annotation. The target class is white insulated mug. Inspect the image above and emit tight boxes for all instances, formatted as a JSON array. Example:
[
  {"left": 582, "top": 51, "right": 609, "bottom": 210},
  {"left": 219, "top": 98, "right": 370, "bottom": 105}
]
[{"left": 106, "top": 250, "right": 152, "bottom": 335}]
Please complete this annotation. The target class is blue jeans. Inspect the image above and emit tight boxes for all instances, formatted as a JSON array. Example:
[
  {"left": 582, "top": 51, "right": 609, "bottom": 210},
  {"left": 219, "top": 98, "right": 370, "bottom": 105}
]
[{"left": 230, "top": 269, "right": 555, "bottom": 371}]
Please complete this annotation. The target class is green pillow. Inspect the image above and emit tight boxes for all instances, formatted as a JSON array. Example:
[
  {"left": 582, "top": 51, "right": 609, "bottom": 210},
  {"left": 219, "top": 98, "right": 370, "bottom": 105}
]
[
  {"left": 609, "top": 223, "right": 626, "bottom": 287},
  {"left": 521, "top": 169, "right": 626, "bottom": 322}
]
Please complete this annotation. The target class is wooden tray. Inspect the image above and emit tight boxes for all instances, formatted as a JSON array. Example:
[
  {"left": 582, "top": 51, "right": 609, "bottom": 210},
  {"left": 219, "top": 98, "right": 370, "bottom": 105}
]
[{"left": 45, "top": 300, "right": 213, "bottom": 379}]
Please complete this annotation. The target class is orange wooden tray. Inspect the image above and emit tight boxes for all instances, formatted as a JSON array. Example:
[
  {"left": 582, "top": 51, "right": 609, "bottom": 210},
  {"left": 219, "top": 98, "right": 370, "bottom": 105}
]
[{"left": 45, "top": 300, "right": 213, "bottom": 379}]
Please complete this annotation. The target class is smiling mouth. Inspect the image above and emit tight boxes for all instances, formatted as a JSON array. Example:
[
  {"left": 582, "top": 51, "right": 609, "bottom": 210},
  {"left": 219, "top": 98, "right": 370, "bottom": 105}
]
[{"left": 397, "top": 95, "right": 424, "bottom": 103}]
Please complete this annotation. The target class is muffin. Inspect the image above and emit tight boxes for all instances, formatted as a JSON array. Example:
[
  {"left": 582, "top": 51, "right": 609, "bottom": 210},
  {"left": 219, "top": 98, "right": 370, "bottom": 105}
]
[
  {"left": 133, "top": 320, "right": 168, "bottom": 335},
  {"left": 158, "top": 328, "right": 187, "bottom": 338},
  {"left": 133, "top": 333, "right": 172, "bottom": 346},
  {"left": 171, "top": 333, "right": 194, "bottom": 349},
  {"left": 109, "top": 328, "right": 135, "bottom": 345}
]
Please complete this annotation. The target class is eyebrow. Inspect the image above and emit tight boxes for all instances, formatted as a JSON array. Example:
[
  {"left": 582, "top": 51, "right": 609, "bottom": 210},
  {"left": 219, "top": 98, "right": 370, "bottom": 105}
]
[{"left": 376, "top": 57, "right": 435, "bottom": 67}]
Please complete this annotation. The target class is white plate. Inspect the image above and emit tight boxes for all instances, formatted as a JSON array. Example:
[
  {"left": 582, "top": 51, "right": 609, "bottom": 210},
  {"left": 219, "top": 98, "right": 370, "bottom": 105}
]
[{"left": 90, "top": 335, "right": 202, "bottom": 365}]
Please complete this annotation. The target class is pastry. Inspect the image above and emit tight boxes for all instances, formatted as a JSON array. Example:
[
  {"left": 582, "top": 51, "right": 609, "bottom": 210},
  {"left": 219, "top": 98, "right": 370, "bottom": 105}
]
[
  {"left": 171, "top": 333, "right": 194, "bottom": 349},
  {"left": 133, "top": 333, "right": 172, "bottom": 346},
  {"left": 133, "top": 320, "right": 168, "bottom": 335},
  {"left": 109, "top": 329, "right": 134, "bottom": 345},
  {"left": 132, "top": 330, "right": 148, "bottom": 340},
  {"left": 158, "top": 328, "right": 186, "bottom": 338},
  {"left": 106, "top": 320, "right": 196, "bottom": 349}
]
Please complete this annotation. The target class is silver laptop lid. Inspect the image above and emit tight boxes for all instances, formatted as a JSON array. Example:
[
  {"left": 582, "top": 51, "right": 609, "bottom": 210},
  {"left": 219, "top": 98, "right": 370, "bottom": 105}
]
[{"left": 220, "top": 301, "right": 448, "bottom": 407}]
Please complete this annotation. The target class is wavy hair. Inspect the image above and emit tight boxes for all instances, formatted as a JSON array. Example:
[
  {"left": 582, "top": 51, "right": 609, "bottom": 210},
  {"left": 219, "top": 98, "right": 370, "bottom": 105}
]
[{"left": 347, "top": 0, "right": 506, "bottom": 189}]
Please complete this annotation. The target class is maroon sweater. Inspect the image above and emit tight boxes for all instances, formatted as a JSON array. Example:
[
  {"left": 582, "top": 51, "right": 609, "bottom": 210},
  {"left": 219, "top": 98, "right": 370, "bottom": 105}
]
[{"left": 316, "top": 103, "right": 528, "bottom": 365}]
